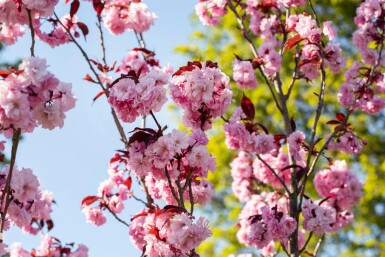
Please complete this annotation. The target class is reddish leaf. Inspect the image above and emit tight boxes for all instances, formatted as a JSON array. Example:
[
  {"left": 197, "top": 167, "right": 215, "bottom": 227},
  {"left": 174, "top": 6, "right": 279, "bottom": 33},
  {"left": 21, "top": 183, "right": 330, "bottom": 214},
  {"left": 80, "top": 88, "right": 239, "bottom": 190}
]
[
  {"left": 128, "top": 130, "right": 155, "bottom": 146},
  {"left": 283, "top": 34, "right": 303, "bottom": 52},
  {"left": 132, "top": 47, "right": 155, "bottom": 57},
  {"left": 77, "top": 22, "right": 89, "bottom": 38},
  {"left": 241, "top": 94, "right": 255, "bottom": 121},
  {"left": 336, "top": 112, "right": 345, "bottom": 121},
  {"left": 93, "top": 90, "right": 108, "bottom": 102},
  {"left": 70, "top": 0, "right": 80, "bottom": 18},
  {"left": 0, "top": 70, "right": 10, "bottom": 78},
  {"left": 326, "top": 120, "right": 340, "bottom": 125},
  {"left": 109, "top": 153, "right": 122, "bottom": 164},
  {"left": 124, "top": 177, "right": 132, "bottom": 190},
  {"left": 83, "top": 74, "right": 97, "bottom": 83},
  {"left": 61, "top": 248, "right": 71, "bottom": 255},
  {"left": 205, "top": 60, "right": 218, "bottom": 68},
  {"left": 248, "top": 214, "right": 262, "bottom": 224},
  {"left": 173, "top": 65, "right": 195, "bottom": 76},
  {"left": 92, "top": 0, "right": 104, "bottom": 16},
  {"left": 188, "top": 61, "right": 202, "bottom": 69},
  {"left": 47, "top": 219, "right": 54, "bottom": 231},
  {"left": 81, "top": 196, "right": 100, "bottom": 206}
]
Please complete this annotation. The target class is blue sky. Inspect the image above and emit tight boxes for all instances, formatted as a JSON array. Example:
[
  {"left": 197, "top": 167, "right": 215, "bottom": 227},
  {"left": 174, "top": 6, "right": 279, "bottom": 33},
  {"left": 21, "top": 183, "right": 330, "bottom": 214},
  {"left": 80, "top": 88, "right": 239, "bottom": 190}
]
[{"left": 2, "top": 1, "right": 198, "bottom": 256}]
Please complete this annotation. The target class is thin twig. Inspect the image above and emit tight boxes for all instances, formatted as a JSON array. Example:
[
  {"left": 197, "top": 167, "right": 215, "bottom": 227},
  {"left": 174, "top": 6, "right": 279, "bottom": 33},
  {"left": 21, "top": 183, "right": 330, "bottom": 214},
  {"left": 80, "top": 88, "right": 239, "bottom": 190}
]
[
  {"left": 150, "top": 111, "right": 162, "bottom": 131},
  {"left": 188, "top": 182, "right": 194, "bottom": 214},
  {"left": 0, "top": 128, "right": 21, "bottom": 235},
  {"left": 313, "top": 234, "right": 325, "bottom": 256},
  {"left": 307, "top": 0, "right": 321, "bottom": 28},
  {"left": 26, "top": 9, "right": 35, "bottom": 57},
  {"left": 96, "top": 16, "right": 107, "bottom": 66},
  {"left": 227, "top": 1, "right": 282, "bottom": 112},
  {"left": 54, "top": 12, "right": 106, "bottom": 91},
  {"left": 165, "top": 167, "right": 181, "bottom": 207},
  {"left": 105, "top": 206, "right": 130, "bottom": 228},
  {"left": 300, "top": 232, "right": 313, "bottom": 253},
  {"left": 140, "top": 177, "right": 154, "bottom": 207},
  {"left": 256, "top": 154, "right": 291, "bottom": 194}
]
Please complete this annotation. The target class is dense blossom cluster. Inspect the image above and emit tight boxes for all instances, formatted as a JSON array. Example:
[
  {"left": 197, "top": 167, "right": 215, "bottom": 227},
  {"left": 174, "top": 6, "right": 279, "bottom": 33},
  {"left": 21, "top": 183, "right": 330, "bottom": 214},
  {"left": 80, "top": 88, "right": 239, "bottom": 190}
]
[
  {"left": 0, "top": 57, "right": 76, "bottom": 136},
  {"left": 129, "top": 208, "right": 211, "bottom": 256},
  {"left": 0, "top": 163, "right": 54, "bottom": 253},
  {"left": 108, "top": 49, "right": 169, "bottom": 123},
  {"left": 102, "top": 0, "right": 156, "bottom": 35},
  {"left": 224, "top": 107, "right": 275, "bottom": 154},
  {"left": 338, "top": 0, "right": 385, "bottom": 113},
  {"left": 34, "top": 14, "right": 77, "bottom": 48},
  {"left": 170, "top": 61, "right": 232, "bottom": 130},
  {"left": 0, "top": 0, "right": 59, "bottom": 45},
  {"left": 9, "top": 235, "right": 88, "bottom": 257},
  {"left": 327, "top": 131, "right": 364, "bottom": 154},
  {"left": 232, "top": 59, "right": 258, "bottom": 89},
  {"left": 195, "top": 0, "right": 228, "bottom": 26},
  {"left": 237, "top": 193, "right": 297, "bottom": 251}
]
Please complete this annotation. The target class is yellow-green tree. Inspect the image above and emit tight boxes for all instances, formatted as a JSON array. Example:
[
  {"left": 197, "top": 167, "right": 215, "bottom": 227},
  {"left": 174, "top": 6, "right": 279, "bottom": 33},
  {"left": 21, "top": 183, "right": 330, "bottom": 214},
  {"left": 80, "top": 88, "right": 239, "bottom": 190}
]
[{"left": 176, "top": 1, "right": 385, "bottom": 256}]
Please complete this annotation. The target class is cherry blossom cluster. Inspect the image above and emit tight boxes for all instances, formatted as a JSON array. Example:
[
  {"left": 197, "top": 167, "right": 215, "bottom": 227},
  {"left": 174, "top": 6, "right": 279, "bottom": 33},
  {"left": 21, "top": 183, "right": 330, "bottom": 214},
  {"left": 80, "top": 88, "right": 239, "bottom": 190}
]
[
  {"left": 9, "top": 235, "right": 88, "bottom": 257},
  {"left": 0, "top": 163, "right": 54, "bottom": 253},
  {"left": 170, "top": 61, "right": 232, "bottom": 130},
  {"left": 129, "top": 207, "right": 211, "bottom": 256},
  {"left": 0, "top": 0, "right": 59, "bottom": 45},
  {"left": 34, "top": 14, "right": 78, "bottom": 48},
  {"left": 338, "top": 0, "right": 385, "bottom": 114},
  {"left": 132, "top": 129, "right": 215, "bottom": 205},
  {"left": 224, "top": 107, "right": 275, "bottom": 154},
  {"left": 83, "top": 128, "right": 216, "bottom": 222},
  {"left": 232, "top": 59, "right": 258, "bottom": 89},
  {"left": 102, "top": 0, "right": 156, "bottom": 35},
  {"left": 82, "top": 153, "right": 131, "bottom": 226},
  {"left": 0, "top": 57, "right": 76, "bottom": 136},
  {"left": 108, "top": 50, "right": 169, "bottom": 123},
  {"left": 86, "top": 55, "right": 232, "bottom": 254},
  {"left": 327, "top": 131, "right": 365, "bottom": 154},
  {"left": 195, "top": 0, "right": 228, "bottom": 26},
  {"left": 236, "top": 192, "right": 297, "bottom": 252},
  {"left": 302, "top": 160, "right": 362, "bottom": 234}
]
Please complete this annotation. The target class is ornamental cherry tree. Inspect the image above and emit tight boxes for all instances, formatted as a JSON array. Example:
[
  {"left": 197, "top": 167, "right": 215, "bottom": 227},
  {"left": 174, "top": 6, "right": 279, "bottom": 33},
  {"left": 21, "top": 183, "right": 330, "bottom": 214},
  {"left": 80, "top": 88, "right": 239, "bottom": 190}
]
[{"left": 0, "top": 0, "right": 383, "bottom": 257}]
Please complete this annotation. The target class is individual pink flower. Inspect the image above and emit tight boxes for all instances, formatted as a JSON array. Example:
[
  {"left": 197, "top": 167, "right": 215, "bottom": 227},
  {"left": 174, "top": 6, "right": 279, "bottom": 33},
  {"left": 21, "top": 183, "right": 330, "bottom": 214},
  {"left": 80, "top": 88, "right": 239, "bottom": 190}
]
[
  {"left": 0, "top": 23, "right": 24, "bottom": 45},
  {"left": 323, "top": 21, "right": 337, "bottom": 41},
  {"left": 302, "top": 199, "right": 336, "bottom": 234},
  {"left": 170, "top": 61, "right": 232, "bottom": 130},
  {"left": 232, "top": 59, "right": 258, "bottom": 89},
  {"left": 288, "top": 131, "right": 305, "bottom": 161},
  {"left": 82, "top": 206, "right": 107, "bottom": 226},
  {"left": 195, "top": 0, "right": 228, "bottom": 26},
  {"left": 314, "top": 160, "right": 363, "bottom": 210}
]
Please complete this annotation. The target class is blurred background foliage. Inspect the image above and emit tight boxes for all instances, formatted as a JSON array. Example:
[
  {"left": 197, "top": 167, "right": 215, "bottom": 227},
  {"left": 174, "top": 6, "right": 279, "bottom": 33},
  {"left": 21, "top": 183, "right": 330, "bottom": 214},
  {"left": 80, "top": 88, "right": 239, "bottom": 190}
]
[{"left": 175, "top": 1, "right": 385, "bottom": 256}]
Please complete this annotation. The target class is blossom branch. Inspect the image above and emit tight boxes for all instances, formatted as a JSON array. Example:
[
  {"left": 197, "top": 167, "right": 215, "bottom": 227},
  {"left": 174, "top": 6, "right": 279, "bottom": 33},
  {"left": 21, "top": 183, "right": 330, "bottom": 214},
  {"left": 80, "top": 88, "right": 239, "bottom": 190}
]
[
  {"left": 140, "top": 177, "right": 154, "bottom": 207},
  {"left": 227, "top": 1, "right": 282, "bottom": 112},
  {"left": 299, "top": 232, "right": 313, "bottom": 253},
  {"left": 165, "top": 167, "right": 182, "bottom": 207},
  {"left": 26, "top": 9, "right": 35, "bottom": 57},
  {"left": 96, "top": 15, "right": 107, "bottom": 66},
  {"left": 256, "top": 154, "right": 291, "bottom": 194},
  {"left": 54, "top": 12, "right": 106, "bottom": 91},
  {"left": 313, "top": 234, "right": 325, "bottom": 256},
  {"left": 105, "top": 205, "right": 130, "bottom": 228},
  {"left": 0, "top": 128, "right": 21, "bottom": 235}
]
